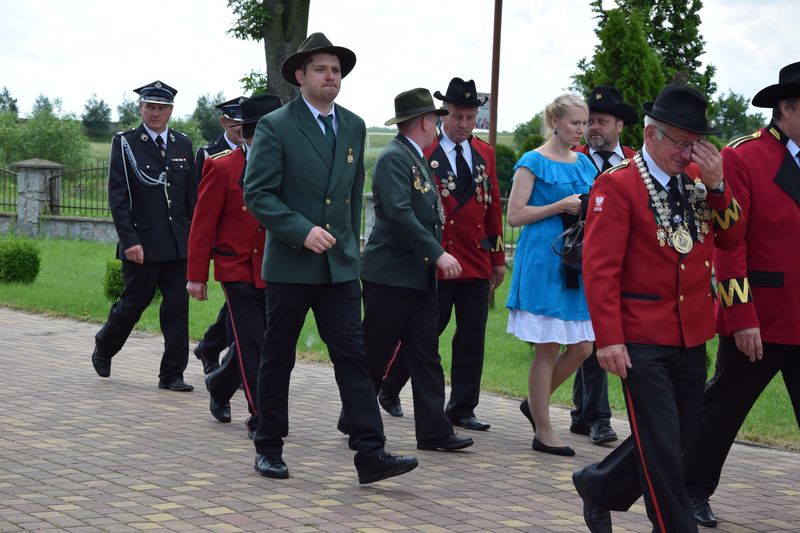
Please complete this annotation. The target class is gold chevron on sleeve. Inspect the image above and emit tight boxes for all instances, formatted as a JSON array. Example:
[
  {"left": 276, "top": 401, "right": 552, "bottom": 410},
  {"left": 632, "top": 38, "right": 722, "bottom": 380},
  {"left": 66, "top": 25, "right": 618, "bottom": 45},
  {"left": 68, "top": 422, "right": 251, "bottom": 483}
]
[
  {"left": 717, "top": 277, "right": 752, "bottom": 308},
  {"left": 712, "top": 197, "right": 741, "bottom": 230},
  {"left": 492, "top": 235, "right": 505, "bottom": 253}
]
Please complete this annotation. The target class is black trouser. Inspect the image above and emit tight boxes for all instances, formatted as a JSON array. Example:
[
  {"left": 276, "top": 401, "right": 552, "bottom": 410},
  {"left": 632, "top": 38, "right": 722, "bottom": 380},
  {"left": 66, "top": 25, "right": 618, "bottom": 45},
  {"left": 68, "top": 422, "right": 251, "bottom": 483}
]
[
  {"left": 95, "top": 259, "right": 189, "bottom": 381},
  {"left": 206, "top": 282, "right": 265, "bottom": 415},
  {"left": 381, "top": 279, "right": 490, "bottom": 420},
  {"left": 196, "top": 303, "right": 231, "bottom": 359},
  {"left": 578, "top": 343, "right": 706, "bottom": 533},
  {"left": 570, "top": 345, "right": 612, "bottom": 426},
  {"left": 253, "top": 280, "right": 385, "bottom": 459},
  {"left": 684, "top": 336, "right": 800, "bottom": 499},
  {"left": 363, "top": 280, "right": 453, "bottom": 442}
]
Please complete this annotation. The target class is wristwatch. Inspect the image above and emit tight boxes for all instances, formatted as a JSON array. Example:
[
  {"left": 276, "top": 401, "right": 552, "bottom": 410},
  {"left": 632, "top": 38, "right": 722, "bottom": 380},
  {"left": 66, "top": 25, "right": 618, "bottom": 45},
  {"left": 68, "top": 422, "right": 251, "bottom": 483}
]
[{"left": 710, "top": 180, "right": 726, "bottom": 194}]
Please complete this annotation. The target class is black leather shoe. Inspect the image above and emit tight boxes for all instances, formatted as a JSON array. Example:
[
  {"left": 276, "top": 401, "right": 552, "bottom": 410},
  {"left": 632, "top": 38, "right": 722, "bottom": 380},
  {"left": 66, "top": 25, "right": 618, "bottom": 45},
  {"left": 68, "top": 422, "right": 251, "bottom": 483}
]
[
  {"left": 417, "top": 434, "right": 474, "bottom": 451},
  {"left": 254, "top": 454, "right": 289, "bottom": 479},
  {"left": 194, "top": 346, "right": 220, "bottom": 375},
  {"left": 451, "top": 415, "right": 490, "bottom": 431},
  {"left": 519, "top": 399, "right": 536, "bottom": 431},
  {"left": 209, "top": 398, "right": 231, "bottom": 423},
  {"left": 690, "top": 496, "right": 718, "bottom": 527},
  {"left": 570, "top": 420, "right": 591, "bottom": 436},
  {"left": 158, "top": 378, "right": 194, "bottom": 391},
  {"left": 378, "top": 394, "right": 403, "bottom": 417},
  {"left": 573, "top": 467, "right": 612, "bottom": 533},
  {"left": 355, "top": 452, "right": 418, "bottom": 484},
  {"left": 532, "top": 437, "right": 575, "bottom": 457},
  {"left": 92, "top": 348, "right": 111, "bottom": 378},
  {"left": 589, "top": 421, "right": 618, "bottom": 445},
  {"left": 245, "top": 416, "right": 257, "bottom": 440}
]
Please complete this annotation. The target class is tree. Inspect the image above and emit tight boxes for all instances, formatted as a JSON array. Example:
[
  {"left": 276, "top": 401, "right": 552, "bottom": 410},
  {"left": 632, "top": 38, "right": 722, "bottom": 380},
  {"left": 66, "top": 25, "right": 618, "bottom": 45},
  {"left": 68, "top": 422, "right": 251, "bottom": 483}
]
[
  {"left": 495, "top": 143, "right": 517, "bottom": 197},
  {"left": 512, "top": 113, "right": 544, "bottom": 151},
  {"left": 192, "top": 92, "right": 225, "bottom": 143},
  {"left": 32, "top": 94, "right": 56, "bottom": 115},
  {"left": 708, "top": 91, "right": 767, "bottom": 143},
  {"left": 168, "top": 116, "right": 205, "bottom": 151},
  {"left": 573, "top": 8, "right": 664, "bottom": 147},
  {"left": 82, "top": 94, "right": 112, "bottom": 138},
  {"left": 117, "top": 97, "right": 140, "bottom": 130},
  {"left": 227, "top": 0, "right": 310, "bottom": 103},
  {"left": 0, "top": 87, "right": 18, "bottom": 117},
  {"left": 16, "top": 99, "right": 89, "bottom": 169}
]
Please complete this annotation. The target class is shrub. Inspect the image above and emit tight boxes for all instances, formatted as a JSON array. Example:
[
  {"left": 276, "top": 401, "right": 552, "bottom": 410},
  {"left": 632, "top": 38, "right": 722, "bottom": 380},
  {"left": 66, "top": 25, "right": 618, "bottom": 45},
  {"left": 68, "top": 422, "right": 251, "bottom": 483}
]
[
  {"left": 495, "top": 143, "right": 517, "bottom": 197},
  {"left": 103, "top": 259, "right": 161, "bottom": 302},
  {"left": 0, "top": 237, "right": 41, "bottom": 283}
]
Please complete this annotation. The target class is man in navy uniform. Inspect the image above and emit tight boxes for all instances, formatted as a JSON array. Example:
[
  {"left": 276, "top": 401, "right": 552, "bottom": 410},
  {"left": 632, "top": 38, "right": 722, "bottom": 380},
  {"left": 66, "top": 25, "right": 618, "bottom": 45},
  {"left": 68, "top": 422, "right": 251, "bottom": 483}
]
[
  {"left": 193, "top": 96, "right": 247, "bottom": 375},
  {"left": 92, "top": 80, "right": 197, "bottom": 392}
]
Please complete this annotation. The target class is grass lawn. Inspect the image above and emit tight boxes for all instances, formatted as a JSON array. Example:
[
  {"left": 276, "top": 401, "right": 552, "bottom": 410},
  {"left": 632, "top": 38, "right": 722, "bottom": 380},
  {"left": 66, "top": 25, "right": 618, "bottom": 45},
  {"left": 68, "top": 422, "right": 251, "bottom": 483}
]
[{"left": 1, "top": 237, "right": 797, "bottom": 449}]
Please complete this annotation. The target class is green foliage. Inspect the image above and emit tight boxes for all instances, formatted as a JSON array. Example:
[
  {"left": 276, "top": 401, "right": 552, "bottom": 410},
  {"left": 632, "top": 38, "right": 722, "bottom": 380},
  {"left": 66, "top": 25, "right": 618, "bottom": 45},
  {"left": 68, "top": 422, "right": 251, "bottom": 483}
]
[
  {"left": 574, "top": 8, "right": 663, "bottom": 147},
  {"left": 0, "top": 237, "right": 41, "bottom": 284},
  {"left": 0, "top": 111, "right": 20, "bottom": 165},
  {"left": 14, "top": 98, "right": 90, "bottom": 169},
  {"left": 117, "top": 98, "right": 140, "bottom": 130},
  {"left": 494, "top": 143, "right": 517, "bottom": 197},
  {"left": 82, "top": 94, "right": 112, "bottom": 138},
  {"left": 102, "top": 259, "right": 124, "bottom": 301},
  {"left": 192, "top": 92, "right": 225, "bottom": 143},
  {"left": 709, "top": 91, "right": 767, "bottom": 143},
  {"left": 169, "top": 116, "right": 204, "bottom": 150},
  {"left": 0, "top": 87, "right": 18, "bottom": 117},
  {"left": 227, "top": 0, "right": 270, "bottom": 41},
  {"left": 518, "top": 135, "right": 543, "bottom": 156},
  {"left": 32, "top": 94, "right": 55, "bottom": 115},
  {"left": 512, "top": 113, "right": 544, "bottom": 151},
  {"left": 240, "top": 71, "right": 270, "bottom": 96}
]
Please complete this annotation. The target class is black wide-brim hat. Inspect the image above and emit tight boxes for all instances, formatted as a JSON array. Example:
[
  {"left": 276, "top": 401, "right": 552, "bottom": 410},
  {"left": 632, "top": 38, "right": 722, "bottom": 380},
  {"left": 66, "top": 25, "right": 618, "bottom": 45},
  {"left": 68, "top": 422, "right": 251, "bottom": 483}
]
[
  {"left": 240, "top": 94, "right": 283, "bottom": 125},
  {"left": 642, "top": 83, "right": 719, "bottom": 135},
  {"left": 433, "top": 77, "right": 487, "bottom": 107},
  {"left": 385, "top": 88, "right": 449, "bottom": 126},
  {"left": 281, "top": 32, "right": 356, "bottom": 87},
  {"left": 587, "top": 85, "right": 638, "bottom": 125},
  {"left": 752, "top": 61, "right": 800, "bottom": 107}
]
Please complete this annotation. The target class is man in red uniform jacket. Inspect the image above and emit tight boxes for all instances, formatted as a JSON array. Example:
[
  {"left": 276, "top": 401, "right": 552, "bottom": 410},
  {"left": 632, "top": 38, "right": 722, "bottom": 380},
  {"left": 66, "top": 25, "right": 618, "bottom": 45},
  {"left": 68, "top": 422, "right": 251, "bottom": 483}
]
[
  {"left": 569, "top": 85, "right": 638, "bottom": 445},
  {"left": 572, "top": 83, "right": 744, "bottom": 533},
  {"left": 187, "top": 94, "right": 282, "bottom": 436},
  {"left": 378, "top": 78, "right": 505, "bottom": 430},
  {"left": 683, "top": 61, "right": 800, "bottom": 528}
]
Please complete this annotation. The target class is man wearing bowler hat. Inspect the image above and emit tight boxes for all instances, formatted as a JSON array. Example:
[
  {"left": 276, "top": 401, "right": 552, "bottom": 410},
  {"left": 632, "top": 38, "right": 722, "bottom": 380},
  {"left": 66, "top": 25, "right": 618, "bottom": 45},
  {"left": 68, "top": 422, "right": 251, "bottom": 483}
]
[
  {"left": 92, "top": 80, "right": 196, "bottom": 392},
  {"left": 378, "top": 78, "right": 504, "bottom": 432},
  {"left": 187, "top": 94, "right": 282, "bottom": 436},
  {"left": 243, "top": 32, "right": 418, "bottom": 484},
  {"left": 572, "top": 83, "right": 744, "bottom": 532},
  {"left": 683, "top": 61, "right": 800, "bottom": 528},
  {"left": 361, "top": 88, "right": 474, "bottom": 453},
  {"left": 568, "top": 85, "right": 638, "bottom": 445},
  {"left": 193, "top": 96, "right": 248, "bottom": 376}
]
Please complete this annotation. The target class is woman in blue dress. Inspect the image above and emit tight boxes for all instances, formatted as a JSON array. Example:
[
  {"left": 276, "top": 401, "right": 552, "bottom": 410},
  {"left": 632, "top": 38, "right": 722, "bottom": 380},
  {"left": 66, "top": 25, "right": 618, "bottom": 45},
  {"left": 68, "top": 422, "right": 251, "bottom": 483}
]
[{"left": 506, "top": 93, "right": 596, "bottom": 456}]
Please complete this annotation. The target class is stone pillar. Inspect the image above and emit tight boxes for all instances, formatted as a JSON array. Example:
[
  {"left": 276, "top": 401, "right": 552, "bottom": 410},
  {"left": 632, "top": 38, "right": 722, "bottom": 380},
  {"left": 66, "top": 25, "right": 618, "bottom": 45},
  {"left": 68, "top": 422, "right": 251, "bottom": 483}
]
[
  {"left": 10, "top": 158, "right": 63, "bottom": 237},
  {"left": 362, "top": 192, "right": 375, "bottom": 248}
]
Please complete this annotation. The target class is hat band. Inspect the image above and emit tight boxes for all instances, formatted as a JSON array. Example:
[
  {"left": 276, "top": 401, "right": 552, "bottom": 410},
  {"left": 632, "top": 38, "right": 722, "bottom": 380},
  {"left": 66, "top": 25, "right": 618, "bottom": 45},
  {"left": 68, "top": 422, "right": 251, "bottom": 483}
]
[
  {"left": 395, "top": 104, "right": 436, "bottom": 117},
  {"left": 651, "top": 104, "right": 705, "bottom": 126},
  {"left": 140, "top": 96, "right": 173, "bottom": 104}
]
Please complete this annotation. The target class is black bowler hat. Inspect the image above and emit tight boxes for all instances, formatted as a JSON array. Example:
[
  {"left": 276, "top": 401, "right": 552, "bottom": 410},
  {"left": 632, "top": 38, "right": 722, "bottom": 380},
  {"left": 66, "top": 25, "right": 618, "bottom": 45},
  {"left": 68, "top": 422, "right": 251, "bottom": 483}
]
[
  {"left": 433, "top": 77, "right": 487, "bottom": 107},
  {"left": 384, "top": 88, "right": 449, "bottom": 126},
  {"left": 281, "top": 32, "right": 357, "bottom": 87},
  {"left": 752, "top": 61, "right": 800, "bottom": 107},
  {"left": 587, "top": 86, "right": 638, "bottom": 125},
  {"left": 215, "top": 97, "right": 248, "bottom": 121},
  {"left": 240, "top": 94, "right": 283, "bottom": 125},
  {"left": 642, "top": 84, "right": 719, "bottom": 135},
  {"left": 134, "top": 80, "right": 177, "bottom": 105}
]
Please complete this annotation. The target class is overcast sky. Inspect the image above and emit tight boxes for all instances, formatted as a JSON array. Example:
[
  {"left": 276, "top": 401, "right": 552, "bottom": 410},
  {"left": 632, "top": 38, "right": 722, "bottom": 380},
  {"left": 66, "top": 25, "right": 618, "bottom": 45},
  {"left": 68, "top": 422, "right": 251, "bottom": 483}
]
[{"left": 1, "top": 0, "right": 796, "bottom": 131}]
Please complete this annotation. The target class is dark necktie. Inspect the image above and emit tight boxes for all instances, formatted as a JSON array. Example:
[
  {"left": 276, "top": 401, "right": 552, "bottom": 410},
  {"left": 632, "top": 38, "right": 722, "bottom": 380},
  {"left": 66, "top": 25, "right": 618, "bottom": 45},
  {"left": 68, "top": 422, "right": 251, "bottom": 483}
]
[
  {"left": 454, "top": 143, "right": 472, "bottom": 196},
  {"left": 319, "top": 114, "right": 336, "bottom": 154},
  {"left": 596, "top": 150, "right": 614, "bottom": 171},
  {"left": 668, "top": 175, "right": 683, "bottom": 212},
  {"left": 155, "top": 135, "right": 165, "bottom": 157}
]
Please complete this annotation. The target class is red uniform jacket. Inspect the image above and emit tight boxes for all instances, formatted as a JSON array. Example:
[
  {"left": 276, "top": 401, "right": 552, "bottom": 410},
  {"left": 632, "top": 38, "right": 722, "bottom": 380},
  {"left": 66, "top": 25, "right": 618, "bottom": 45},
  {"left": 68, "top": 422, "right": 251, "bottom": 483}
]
[
  {"left": 187, "top": 147, "right": 266, "bottom": 288},
  {"left": 574, "top": 143, "right": 637, "bottom": 173},
  {"left": 583, "top": 156, "right": 744, "bottom": 349},
  {"left": 424, "top": 135, "right": 504, "bottom": 280},
  {"left": 715, "top": 126, "right": 800, "bottom": 344}
]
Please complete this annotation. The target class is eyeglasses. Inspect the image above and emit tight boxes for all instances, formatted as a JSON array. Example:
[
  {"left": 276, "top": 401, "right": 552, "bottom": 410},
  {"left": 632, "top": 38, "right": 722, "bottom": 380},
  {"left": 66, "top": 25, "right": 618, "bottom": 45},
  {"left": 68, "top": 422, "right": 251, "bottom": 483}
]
[{"left": 655, "top": 126, "right": 696, "bottom": 150}]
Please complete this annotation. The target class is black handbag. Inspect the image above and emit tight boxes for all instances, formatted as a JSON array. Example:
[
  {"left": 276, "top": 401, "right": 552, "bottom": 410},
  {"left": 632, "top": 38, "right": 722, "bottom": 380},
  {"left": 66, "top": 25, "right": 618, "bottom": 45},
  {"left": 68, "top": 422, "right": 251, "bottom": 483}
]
[{"left": 552, "top": 193, "right": 590, "bottom": 277}]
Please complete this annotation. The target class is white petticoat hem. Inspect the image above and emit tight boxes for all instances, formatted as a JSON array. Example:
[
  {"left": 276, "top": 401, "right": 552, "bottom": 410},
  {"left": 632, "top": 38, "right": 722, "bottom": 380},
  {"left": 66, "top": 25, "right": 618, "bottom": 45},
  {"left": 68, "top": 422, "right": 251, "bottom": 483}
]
[{"left": 507, "top": 310, "right": 595, "bottom": 344}]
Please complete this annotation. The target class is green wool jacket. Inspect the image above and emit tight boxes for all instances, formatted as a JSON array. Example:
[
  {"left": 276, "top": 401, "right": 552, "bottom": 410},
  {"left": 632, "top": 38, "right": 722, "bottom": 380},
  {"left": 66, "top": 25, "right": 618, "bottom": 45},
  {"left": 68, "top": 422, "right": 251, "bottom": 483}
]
[
  {"left": 243, "top": 96, "right": 366, "bottom": 284},
  {"left": 361, "top": 134, "right": 445, "bottom": 292}
]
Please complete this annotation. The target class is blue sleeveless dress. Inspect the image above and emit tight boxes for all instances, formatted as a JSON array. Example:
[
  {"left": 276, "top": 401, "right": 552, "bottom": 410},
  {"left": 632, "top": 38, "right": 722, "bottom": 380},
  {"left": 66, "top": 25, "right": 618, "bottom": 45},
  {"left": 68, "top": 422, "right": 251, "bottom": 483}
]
[{"left": 506, "top": 150, "right": 596, "bottom": 344}]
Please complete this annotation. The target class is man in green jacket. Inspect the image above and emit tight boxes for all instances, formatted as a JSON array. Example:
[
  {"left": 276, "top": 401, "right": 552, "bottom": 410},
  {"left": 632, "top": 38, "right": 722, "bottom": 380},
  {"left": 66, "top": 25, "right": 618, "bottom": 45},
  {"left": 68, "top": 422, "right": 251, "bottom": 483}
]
[
  {"left": 243, "top": 32, "right": 418, "bottom": 485},
  {"left": 361, "top": 88, "right": 473, "bottom": 452}
]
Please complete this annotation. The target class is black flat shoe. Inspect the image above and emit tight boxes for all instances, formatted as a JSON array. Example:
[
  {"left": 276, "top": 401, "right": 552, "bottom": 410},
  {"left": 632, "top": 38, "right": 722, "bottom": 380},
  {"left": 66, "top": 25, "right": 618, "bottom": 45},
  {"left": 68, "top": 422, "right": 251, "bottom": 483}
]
[
  {"left": 573, "top": 467, "right": 612, "bottom": 533},
  {"left": 193, "top": 346, "right": 220, "bottom": 375},
  {"left": 532, "top": 437, "right": 575, "bottom": 457},
  {"left": 254, "top": 454, "right": 289, "bottom": 479},
  {"left": 355, "top": 452, "right": 418, "bottom": 484},
  {"left": 92, "top": 348, "right": 111, "bottom": 378},
  {"left": 689, "top": 496, "right": 718, "bottom": 527},
  {"left": 519, "top": 399, "right": 535, "bottom": 431},
  {"left": 417, "top": 434, "right": 474, "bottom": 451},
  {"left": 589, "top": 421, "right": 618, "bottom": 445},
  {"left": 451, "top": 415, "right": 490, "bottom": 431},
  {"left": 378, "top": 394, "right": 403, "bottom": 417},
  {"left": 158, "top": 378, "right": 194, "bottom": 392}
]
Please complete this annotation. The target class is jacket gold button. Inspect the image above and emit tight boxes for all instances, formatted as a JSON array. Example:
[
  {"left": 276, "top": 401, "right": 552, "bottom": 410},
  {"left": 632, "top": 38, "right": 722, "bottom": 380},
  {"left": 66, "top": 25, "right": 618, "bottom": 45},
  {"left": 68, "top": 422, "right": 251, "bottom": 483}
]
[
  {"left": 705, "top": 261, "right": 710, "bottom": 268},
  {"left": 424, "top": 257, "right": 429, "bottom": 262},
  {"left": 325, "top": 223, "right": 331, "bottom": 229},
  {"left": 679, "top": 295, "right": 685, "bottom": 302},
  {"left": 242, "top": 206, "right": 247, "bottom": 211},
  {"left": 325, "top": 199, "right": 331, "bottom": 205},
  {"left": 680, "top": 264, "right": 686, "bottom": 271}
]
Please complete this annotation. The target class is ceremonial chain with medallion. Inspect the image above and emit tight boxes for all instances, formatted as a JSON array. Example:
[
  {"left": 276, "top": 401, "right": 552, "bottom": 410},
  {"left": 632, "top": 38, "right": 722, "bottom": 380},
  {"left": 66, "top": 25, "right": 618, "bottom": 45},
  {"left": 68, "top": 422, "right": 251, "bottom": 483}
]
[
  {"left": 392, "top": 139, "right": 446, "bottom": 224},
  {"left": 121, "top": 136, "right": 168, "bottom": 187},
  {"left": 633, "top": 153, "right": 710, "bottom": 254}
]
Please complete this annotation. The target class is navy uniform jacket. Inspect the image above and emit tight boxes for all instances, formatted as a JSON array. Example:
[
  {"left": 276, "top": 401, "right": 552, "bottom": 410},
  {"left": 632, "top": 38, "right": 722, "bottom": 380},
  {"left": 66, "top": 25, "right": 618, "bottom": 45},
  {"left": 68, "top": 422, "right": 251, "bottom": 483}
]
[
  {"left": 107, "top": 124, "right": 196, "bottom": 262},
  {"left": 194, "top": 133, "right": 232, "bottom": 184}
]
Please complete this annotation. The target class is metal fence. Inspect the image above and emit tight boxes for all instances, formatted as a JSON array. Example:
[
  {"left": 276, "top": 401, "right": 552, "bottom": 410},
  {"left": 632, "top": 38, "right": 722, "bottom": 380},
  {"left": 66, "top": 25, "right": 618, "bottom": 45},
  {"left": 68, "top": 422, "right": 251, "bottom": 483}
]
[
  {"left": 0, "top": 167, "right": 17, "bottom": 213},
  {"left": 49, "top": 161, "right": 111, "bottom": 217}
]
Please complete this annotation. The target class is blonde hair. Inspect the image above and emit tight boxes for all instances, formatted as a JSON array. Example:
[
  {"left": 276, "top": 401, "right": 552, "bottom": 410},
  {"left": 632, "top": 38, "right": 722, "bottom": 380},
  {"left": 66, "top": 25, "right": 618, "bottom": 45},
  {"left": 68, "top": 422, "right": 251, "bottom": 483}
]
[{"left": 543, "top": 93, "right": 588, "bottom": 140}]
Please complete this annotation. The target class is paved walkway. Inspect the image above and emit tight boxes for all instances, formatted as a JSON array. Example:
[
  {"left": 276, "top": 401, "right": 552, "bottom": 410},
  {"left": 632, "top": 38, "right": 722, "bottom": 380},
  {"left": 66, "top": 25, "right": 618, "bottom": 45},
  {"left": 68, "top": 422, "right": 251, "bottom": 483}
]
[{"left": 1, "top": 307, "right": 798, "bottom": 532}]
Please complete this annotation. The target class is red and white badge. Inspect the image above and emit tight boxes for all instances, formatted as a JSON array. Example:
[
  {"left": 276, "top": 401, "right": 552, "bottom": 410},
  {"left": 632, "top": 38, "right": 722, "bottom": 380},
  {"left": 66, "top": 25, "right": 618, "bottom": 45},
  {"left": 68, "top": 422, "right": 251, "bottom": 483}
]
[{"left": 593, "top": 195, "right": 605, "bottom": 212}]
